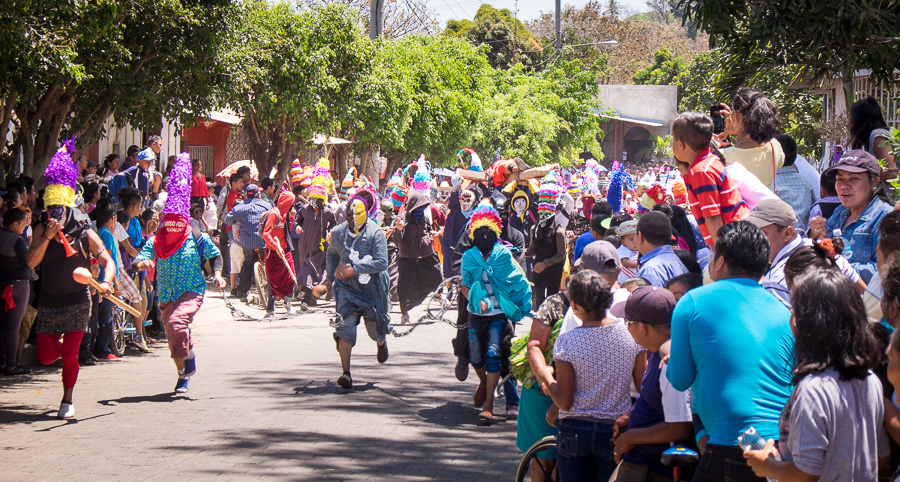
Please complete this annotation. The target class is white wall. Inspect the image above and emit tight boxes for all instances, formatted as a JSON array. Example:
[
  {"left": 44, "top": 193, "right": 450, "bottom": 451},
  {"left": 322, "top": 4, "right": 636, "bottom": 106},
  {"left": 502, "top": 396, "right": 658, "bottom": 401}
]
[{"left": 598, "top": 84, "right": 678, "bottom": 133}]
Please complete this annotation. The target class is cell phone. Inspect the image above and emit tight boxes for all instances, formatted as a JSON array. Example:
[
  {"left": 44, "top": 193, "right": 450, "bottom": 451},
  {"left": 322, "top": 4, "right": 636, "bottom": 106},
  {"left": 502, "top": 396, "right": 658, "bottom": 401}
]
[{"left": 710, "top": 105, "right": 726, "bottom": 134}]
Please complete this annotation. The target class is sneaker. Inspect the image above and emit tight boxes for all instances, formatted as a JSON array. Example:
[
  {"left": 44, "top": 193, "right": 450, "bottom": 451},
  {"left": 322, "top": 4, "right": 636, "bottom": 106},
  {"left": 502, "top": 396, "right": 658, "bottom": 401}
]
[
  {"left": 58, "top": 401, "right": 75, "bottom": 419},
  {"left": 400, "top": 313, "right": 410, "bottom": 325},
  {"left": 506, "top": 404, "right": 519, "bottom": 420},
  {"left": 337, "top": 371, "right": 352, "bottom": 390},
  {"left": 5, "top": 365, "right": 31, "bottom": 375},
  {"left": 299, "top": 302, "right": 309, "bottom": 312},
  {"left": 229, "top": 289, "right": 238, "bottom": 298},
  {"left": 377, "top": 342, "right": 389, "bottom": 364},
  {"left": 285, "top": 302, "right": 295, "bottom": 316},
  {"left": 182, "top": 352, "right": 197, "bottom": 378},
  {"left": 96, "top": 354, "right": 121, "bottom": 361},
  {"left": 454, "top": 358, "right": 469, "bottom": 382},
  {"left": 129, "top": 336, "right": 151, "bottom": 353},
  {"left": 264, "top": 311, "right": 275, "bottom": 319},
  {"left": 78, "top": 357, "right": 96, "bottom": 367},
  {"left": 174, "top": 377, "right": 189, "bottom": 393}
]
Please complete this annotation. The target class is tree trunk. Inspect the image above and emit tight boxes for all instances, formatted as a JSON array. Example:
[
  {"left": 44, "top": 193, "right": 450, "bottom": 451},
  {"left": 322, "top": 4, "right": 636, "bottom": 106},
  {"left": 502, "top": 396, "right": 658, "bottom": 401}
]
[{"left": 842, "top": 66, "right": 855, "bottom": 120}]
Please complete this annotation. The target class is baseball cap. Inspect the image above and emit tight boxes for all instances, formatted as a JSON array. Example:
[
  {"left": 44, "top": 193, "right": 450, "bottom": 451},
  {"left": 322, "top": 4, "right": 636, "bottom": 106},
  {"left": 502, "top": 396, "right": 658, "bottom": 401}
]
[
  {"left": 745, "top": 198, "right": 798, "bottom": 228},
  {"left": 824, "top": 149, "right": 881, "bottom": 178},
  {"left": 86, "top": 160, "right": 99, "bottom": 168},
  {"left": 574, "top": 240, "right": 621, "bottom": 274},
  {"left": 126, "top": 145, "right": 141, "bottom": 157},
  {"left": 245, "top": 183, "right": 260, "bottom": 194},
  {"left": 136, "top": 148, "right": 155, "bottom": 161},
  {"left": 615, "top": 219, "right": 638, "bottom": 236},
  {"left": 609, "top": 212, "right": 633, "bottom": 229},
  {"left": 609, "top": 286, "right": 676, "bottom": 325}
]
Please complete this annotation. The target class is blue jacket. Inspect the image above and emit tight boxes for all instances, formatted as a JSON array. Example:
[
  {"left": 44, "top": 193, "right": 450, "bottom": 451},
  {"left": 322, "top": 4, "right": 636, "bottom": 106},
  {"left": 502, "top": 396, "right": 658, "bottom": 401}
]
[
  {"left": 825, "top": 196, "right": 893, "bottom": 284},
  {"left": 461, "top": 243, "right": 532, "bottom": 322}
]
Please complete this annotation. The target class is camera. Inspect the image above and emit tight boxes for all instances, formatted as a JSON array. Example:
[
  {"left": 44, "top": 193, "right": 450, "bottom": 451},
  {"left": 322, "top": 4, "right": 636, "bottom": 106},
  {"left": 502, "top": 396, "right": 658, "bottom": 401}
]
[{"left": 710, "top": 105, "right": 726, "bottom": 135}]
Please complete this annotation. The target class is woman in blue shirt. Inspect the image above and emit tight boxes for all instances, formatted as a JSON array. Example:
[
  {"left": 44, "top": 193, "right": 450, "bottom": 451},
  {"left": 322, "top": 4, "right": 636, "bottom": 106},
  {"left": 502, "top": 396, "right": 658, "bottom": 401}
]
[{"left": 809, "top": 150, "right": 893, "bottom": 284}]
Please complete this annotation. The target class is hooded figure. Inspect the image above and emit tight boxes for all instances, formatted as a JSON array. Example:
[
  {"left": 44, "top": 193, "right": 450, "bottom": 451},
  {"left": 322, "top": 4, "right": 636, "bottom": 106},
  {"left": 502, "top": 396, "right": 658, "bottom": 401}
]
[
  {"left": 441, "top": 181, "right": 478, "bottom": 279},
  {"left": 325, "top": 194, "right": 391, "bottom": 390},
  {"left": 261, "top": 190, "right": 297, "bottom": 316},
  {"left": 392, "top": 190, "right": 443, "bottom": 323},
  {"left": 294, "top": 178, "right": 336, "bottom": 305},
  {"left": 508, "top": 189, "right": 535, "bottom": 245}
]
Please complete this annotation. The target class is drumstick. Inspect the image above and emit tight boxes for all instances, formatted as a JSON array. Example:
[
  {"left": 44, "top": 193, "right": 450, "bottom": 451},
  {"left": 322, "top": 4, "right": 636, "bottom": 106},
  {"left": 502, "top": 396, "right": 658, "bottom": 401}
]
[{"left": 87, "top": 278, "right": 143, "bottom": 318}]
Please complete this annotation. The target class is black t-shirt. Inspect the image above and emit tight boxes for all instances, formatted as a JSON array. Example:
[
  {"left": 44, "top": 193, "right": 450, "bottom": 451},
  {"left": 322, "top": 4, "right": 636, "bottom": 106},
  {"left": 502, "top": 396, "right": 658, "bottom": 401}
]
[{"left": 0, "top": 230, "right": 31, "bottom": 281}]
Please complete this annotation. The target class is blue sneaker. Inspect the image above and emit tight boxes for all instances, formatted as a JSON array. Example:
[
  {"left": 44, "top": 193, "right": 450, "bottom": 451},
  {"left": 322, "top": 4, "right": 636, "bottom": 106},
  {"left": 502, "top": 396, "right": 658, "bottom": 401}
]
[
  {"left": 174, "top": 377, "right": 189, "bottom": 393},
  {"left": 182, "top": 352, "right": 197, "bottom": 378}
]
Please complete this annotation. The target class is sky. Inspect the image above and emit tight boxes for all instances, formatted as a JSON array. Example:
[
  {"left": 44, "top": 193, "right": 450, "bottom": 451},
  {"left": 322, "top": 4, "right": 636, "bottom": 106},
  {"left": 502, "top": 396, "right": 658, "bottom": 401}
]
[{"left": 427, "top": 0, "right": 650, "bottom": 25}]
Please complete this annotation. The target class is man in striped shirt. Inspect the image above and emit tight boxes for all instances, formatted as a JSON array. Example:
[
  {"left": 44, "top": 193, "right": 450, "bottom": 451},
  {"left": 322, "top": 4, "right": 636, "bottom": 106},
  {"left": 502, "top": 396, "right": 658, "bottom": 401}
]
[{"left": 672, "top": 113, "right": 750, "bottom": 247}]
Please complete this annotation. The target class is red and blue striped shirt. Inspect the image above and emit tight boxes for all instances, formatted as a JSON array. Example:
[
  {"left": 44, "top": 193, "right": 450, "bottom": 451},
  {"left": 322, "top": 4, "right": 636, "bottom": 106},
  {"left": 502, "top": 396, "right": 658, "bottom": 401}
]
[{"left": 684, "top": 150, "right": 750, "bottom": 246}]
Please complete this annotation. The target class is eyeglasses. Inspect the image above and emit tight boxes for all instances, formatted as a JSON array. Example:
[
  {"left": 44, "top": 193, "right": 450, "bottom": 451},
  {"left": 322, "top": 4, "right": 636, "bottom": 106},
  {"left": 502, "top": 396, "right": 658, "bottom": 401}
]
[{"left": 624, "top": 320, "right": 639, "bottom": 326}]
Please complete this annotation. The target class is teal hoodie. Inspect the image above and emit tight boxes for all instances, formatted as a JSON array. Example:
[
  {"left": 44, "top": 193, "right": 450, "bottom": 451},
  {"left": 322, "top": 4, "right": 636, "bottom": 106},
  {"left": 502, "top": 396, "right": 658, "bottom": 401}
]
[{"left": 461, "top": 243, "right": 532, "bottom": 322}]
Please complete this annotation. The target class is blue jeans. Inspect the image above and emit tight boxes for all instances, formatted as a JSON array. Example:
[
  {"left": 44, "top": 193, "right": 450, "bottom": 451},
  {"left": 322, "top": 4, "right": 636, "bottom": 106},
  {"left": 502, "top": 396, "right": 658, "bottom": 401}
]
[
  {"left": 556, "top": 418, "right": 617, "bottom": 482},
  {"left": 93, "top": 298, "right": 114, "bottom": 357},
  {"left": 467, "top": 313, "right": 505, "bottom": 373}
]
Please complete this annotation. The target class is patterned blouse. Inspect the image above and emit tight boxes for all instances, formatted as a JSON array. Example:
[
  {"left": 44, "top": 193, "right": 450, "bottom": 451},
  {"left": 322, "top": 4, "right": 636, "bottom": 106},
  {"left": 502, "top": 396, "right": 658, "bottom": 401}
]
[{"left": 137, "top": 234, "right": 220, "bottom": 304}]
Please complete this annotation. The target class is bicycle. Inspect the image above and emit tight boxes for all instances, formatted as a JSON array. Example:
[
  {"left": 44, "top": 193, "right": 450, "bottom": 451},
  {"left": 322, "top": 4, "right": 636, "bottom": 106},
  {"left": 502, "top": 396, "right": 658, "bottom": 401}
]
[
  {"left": 515, "top": 435, "right": 557, "bottom": 482},
  {"left": 661, "top": 444, "right": 699, "bottom": 482},
  {"left": 389, "top": 275, "right": 463, "bottom": 337}
]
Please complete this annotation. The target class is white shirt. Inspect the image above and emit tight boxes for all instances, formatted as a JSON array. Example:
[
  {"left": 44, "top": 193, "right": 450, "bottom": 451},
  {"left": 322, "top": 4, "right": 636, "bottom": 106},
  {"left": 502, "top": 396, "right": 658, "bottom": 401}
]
[{"left": 659, "top": 363, "right": 693, "bottom": 423}]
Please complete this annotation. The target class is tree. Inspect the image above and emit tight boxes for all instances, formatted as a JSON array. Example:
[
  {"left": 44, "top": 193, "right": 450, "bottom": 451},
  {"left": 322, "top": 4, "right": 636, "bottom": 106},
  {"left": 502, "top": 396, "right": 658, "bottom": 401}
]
[
  {"left": 0, "top": 0, "right": 236, "bottom": 179},
  {"left": 604, "top": 0, "right": 621, "bottom": 18},
  {"left": 673, "top": 0, "right": 900, "bottom": 108},
  {"left": 646, "top": 0, "right": 671, "bottom": 24},
  {"left": 471, "top": 59, "right": 605, "bottom": 166},
  {"left": 304, "top": 0, "right": 439, "bottom": 38},
  {"left": 632, "top": 48, "right": 690, "bottom": 103},
  {"left": 444, "top": 5, "right": 544, "bottom": 70},
  {"left": 224, "top": 1, "right": 375, "bottom": 175}
]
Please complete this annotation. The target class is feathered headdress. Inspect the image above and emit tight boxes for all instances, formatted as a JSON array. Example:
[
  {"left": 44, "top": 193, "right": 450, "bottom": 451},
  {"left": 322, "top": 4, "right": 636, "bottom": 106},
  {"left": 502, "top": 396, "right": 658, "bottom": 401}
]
[
  {"left": 300, "top": 165, "right": 313, "bottom": 187},
  {"left": 309, "top": 158, "right": 331, "bottom": 200},
  {"left": 607, "top": 163, "right": 634, "bottom": 213},
  {"left": 290, "top": 159, "right": 304, "bottom": 188},
  {"left": 43, "top": 138, "right": 79, "bottom": 208},
  {"left": 458, "top": 148, "right": 482, "bottom": 172},
  {"left": 567, "top": 176, "right": 583, "bottom": 197},
  {"left": 583, "top": 159, "right": 602, "bottom": 197},
  {"left": 389, "top": 184, "right": 407, "bottom": 208},
  {"left": 341, "top": 167, "right": 358, "bottom": 193},
  {"left": 672, "top": 181, "right": 688, "bottom": 206},
  {"left": 164, "top": 153, "right": 192, "bottom": 219},
  {"left": 468, "top": 201, "right": 502, "bottom": 239},
  {"left": 536, "top": 171, "right": 561, "bottom": 218}
]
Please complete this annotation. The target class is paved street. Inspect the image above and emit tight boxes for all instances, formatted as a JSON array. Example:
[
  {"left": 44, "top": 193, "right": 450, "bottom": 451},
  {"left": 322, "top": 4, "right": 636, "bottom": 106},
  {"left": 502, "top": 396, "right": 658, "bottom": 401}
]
[{"left": 0, "top": 292, "right": 521, "bottom": 480}]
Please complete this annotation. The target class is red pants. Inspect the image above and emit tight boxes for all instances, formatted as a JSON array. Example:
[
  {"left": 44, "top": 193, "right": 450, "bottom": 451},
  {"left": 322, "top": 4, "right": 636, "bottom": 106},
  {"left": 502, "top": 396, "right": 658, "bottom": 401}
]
[
  {"left": 37, "top": 331, "right": 84, "bottom": 389},
  {"left": 160, "top": 292, "right": 203, "bottom": 360}
]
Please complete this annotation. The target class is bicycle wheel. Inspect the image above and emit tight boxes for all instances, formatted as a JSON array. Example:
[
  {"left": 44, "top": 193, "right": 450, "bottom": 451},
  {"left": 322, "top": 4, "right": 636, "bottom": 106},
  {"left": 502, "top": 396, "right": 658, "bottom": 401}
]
[
  {"left": 515, "top": 436, "right": 558, "bottom": 482},
  {"left": 109, "top": 307, "right": 127, "bottom": 357},
  {"left": 254, "top": 261, "right": 269, "bottom": 309}
]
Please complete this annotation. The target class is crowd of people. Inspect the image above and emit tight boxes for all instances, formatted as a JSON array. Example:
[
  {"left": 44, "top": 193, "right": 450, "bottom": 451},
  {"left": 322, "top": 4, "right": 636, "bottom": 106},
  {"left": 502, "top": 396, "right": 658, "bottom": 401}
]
[{"left": 2, "top": 89, "right": 900, "bottom": 480}]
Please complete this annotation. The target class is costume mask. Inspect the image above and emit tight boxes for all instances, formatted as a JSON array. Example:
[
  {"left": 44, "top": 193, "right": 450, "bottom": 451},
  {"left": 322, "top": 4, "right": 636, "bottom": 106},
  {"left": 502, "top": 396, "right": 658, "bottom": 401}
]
[
  {"left": 472, "top": 226, "right": 498, "bottom": 257},
  {"left": 460, "top": 192, "right": 475, "bottom": 212},
  {"left": 348, "top": 199, "right": 367, "bottom": 234},
  {"left": 513, "top": 198, "right": 527, "bottom": 215}
]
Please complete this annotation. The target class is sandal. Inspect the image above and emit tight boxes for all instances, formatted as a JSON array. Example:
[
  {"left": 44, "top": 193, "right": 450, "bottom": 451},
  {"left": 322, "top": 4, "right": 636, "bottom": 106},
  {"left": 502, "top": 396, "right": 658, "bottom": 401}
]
[{"left": 478, "top": 409, "right": 493, "bottom": 426}]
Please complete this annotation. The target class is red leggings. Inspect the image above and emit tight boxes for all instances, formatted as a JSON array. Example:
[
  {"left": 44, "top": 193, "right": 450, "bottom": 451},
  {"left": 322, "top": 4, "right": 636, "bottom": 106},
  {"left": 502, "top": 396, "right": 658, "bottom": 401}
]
[{"left": 36, "top": 332, "right": 84, "bottom": 389}]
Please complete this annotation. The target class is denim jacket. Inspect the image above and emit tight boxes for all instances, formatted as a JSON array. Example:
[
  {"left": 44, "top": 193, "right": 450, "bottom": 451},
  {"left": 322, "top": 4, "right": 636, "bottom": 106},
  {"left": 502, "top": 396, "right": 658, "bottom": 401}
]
[{"left": 825, "top": 196, "right": 893, "bottom": 284}]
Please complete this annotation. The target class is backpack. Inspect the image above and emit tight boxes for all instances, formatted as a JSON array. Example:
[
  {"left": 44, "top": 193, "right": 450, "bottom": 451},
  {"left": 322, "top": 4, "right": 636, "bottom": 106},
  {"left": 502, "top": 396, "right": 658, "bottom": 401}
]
[{"left": 257, "top": 209, "right": 293, "bottom": 253}]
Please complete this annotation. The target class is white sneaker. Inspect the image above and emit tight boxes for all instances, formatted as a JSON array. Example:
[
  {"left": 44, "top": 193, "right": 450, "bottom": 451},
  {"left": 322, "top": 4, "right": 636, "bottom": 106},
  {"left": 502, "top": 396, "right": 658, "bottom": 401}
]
[
  {"left": 58, "top": 402, "right": 74, "bottom": 419},
  {"left": 285, "top": 298, "right": 295, "bottom": 316}
]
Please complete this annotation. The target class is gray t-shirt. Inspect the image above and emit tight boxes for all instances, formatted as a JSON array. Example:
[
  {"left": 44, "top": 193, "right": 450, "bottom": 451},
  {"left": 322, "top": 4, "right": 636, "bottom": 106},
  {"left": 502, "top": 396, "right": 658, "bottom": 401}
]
[{"left": 779, "top": 370, "right": 888, "bottom": 480}]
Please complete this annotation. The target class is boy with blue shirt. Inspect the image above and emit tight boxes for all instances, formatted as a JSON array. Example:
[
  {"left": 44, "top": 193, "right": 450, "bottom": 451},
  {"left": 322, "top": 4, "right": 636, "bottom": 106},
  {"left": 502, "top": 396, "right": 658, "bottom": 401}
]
[
  {"left": 635, "top": 212, "right": 688, "bottom": 288},
  {"left": 667, "top": 221, "right": 794, "bottom": 481}
]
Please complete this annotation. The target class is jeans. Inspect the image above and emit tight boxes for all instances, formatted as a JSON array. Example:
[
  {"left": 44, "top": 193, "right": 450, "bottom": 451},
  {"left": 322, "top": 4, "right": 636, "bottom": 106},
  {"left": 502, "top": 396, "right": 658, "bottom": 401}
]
[
  {"left": 468, "top": 313, "right": 506, "bottom": 373},
  {"left": 556, "top": 418, "right": 617, "bottom": 482},
  {"left": 93, "top": 298, "right": 114, "bottom": 357},
  {"left": 504, "top": 376, "right": 520, "bottom": 407},
  {"left": 80, "top": 293, "right": 101, "bottom": 359},
  {"left": 236, "top": 247, "right": 262, "bottom": 298},
  {"left": 692, "top": 444, "right": 766, "bottom": 482}
]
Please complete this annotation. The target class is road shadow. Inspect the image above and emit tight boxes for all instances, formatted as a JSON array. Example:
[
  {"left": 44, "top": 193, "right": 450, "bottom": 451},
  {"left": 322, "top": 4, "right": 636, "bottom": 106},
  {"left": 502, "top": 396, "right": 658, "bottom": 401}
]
[{"left": 96, "top": 393, "right": 193, "bottom": 405}]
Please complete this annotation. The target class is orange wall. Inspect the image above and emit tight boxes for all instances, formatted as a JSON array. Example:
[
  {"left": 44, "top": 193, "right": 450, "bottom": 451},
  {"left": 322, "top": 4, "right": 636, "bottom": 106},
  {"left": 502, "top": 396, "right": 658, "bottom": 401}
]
[{"left": 182, "top": 119, "right": 231, "bottom": 175}]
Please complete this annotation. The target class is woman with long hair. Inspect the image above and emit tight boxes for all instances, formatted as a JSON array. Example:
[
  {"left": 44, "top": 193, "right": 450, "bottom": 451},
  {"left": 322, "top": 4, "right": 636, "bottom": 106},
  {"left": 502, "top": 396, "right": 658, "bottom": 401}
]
[
  {"left": 849, "top": 95, "right": 896, "bottom": 171},
  {"left": 744, "top": 267, "right": 886, "bottom": 479}
]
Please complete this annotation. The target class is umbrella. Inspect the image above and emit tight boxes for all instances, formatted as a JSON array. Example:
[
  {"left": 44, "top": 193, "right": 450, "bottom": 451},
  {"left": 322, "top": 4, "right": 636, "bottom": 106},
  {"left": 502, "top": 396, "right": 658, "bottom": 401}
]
[{"left": 217, "top": 160, "right": 258, "bottom": 180}]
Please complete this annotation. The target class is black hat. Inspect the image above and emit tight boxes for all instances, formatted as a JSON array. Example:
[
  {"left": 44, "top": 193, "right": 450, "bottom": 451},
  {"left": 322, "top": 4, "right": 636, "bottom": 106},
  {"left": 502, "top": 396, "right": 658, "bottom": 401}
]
[{"left": 610, "top": 286, "right": 676, "bottom": 325}]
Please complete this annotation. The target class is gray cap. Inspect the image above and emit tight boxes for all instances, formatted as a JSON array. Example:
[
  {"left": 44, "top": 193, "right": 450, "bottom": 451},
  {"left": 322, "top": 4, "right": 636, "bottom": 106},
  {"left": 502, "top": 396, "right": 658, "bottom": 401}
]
[
  {"left": 745, "top": 198, "right": 798, "bottom": 228},
  {"left": 615, "top": 219, "right": 638, "bottom": 236},
  {"left": 574, "top": 240, "right": 621, "bottom": 274}
]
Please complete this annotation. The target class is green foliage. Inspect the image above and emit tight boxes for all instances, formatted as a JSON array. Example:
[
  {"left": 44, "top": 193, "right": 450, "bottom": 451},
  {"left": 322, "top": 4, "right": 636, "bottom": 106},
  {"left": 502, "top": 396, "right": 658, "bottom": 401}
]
[
  {"left": 653, "top": 135, "right": 674, "bottom": 159},
  {"left": 442, "top": 4, "right": 544, "bottom": 70},
  {"left": 673, "top": 0, "right": 900, "bottom": 106},
  {"left": 0, "top": 0, "right": 236, "bottom": 177},
  {"left": 471, "top": 59, "right": 604, "bottom": 166},
  {"left": 632, "top": 48, "right": 689, "bottom": 103}
]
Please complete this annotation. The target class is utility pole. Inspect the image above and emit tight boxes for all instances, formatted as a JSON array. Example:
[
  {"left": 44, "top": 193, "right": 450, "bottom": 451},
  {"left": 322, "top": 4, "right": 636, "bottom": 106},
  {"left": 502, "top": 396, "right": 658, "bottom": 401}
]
[
  {"left": 370, "top": 0, "right": 384, "bottom": 40},
  {"left": 555, "top": 0, "right": 562, "bottom": 56}
]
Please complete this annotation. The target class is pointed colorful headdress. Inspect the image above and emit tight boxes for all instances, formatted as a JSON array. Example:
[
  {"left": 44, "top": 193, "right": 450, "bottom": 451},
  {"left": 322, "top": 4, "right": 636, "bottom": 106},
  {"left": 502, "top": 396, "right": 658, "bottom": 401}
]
[
  {"left": 468, "top": 201, "right": 502, "bottom": 239},
  {"left": 309, "top": 158, "right": 331, "bottom": 201},
  {"left": 458, "top": 148, "right": 482, "bottom": 172},
  {"left": 341, "top": 167, "right": 358, "bottom": 193},
  {"left": 536, "top": 171, "right": 561, "bottom": 218},
  {"left": 386, "top": 169, "right": 402, "bottom": 190},
  {"left": 299, "top": 165, "right": 313, "bottom": 187},
  {"left": 412, "top": 170, "right": 431, "bottom": 192},
  {"left": 290, "top": 159, "right": 304, "bottom": 188},
  {"left": 164, "top": 153, "right": 192, "bottom": 220},
  {"left": 43, "top": 138, "right": 79, "bottom": 208}
]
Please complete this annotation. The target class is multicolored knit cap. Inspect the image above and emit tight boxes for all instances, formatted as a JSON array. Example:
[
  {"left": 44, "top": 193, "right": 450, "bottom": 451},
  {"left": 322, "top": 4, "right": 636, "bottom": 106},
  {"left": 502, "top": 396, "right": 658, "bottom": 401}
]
[
  {"left": 341, "top": 167, "right": 358, "bottom": 193},
  {"left": 468, "top": 201, "right": 502, "bottom": 239},
  {"left": 290, "top": 159, "right": 304, "bottom": 188},
  {"left": 43, "top": 138, "right": 79, "bottom": 208},
  {"left": 309, "top": 158, "right": 331, "bottom": 200},
  {"left": 164, "top": 152, "right": 192, "bottom": 219},
  {"left": 536, "top": 171, "right": 562, "bottom": 219}
]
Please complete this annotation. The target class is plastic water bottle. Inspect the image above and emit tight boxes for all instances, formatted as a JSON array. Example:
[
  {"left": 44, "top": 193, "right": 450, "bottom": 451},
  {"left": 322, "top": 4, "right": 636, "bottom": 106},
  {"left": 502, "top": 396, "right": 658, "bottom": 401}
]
[{"left": 738, "top": 427, "right": 781, "bottom": 482}]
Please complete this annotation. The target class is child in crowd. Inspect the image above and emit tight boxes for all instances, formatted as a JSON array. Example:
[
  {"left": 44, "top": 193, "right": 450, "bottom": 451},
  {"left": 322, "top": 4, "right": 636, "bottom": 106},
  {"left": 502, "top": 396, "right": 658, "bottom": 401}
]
[
  {"left": 744, "top": 267, "right": 888, "bottom": 480},
  {"left": 544, "top": 270, "right": 646, "bottom": 481},
  {"left": 615, "top": 220, "right": 639, "bottom": 285}
]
